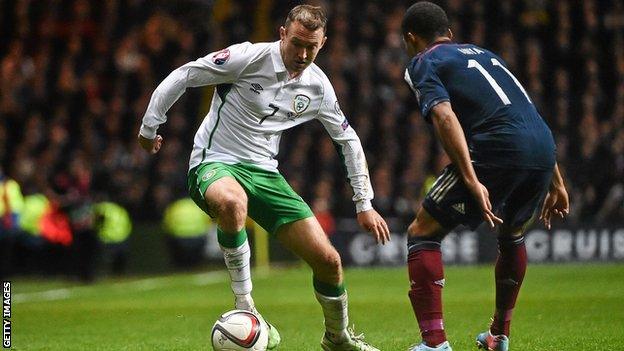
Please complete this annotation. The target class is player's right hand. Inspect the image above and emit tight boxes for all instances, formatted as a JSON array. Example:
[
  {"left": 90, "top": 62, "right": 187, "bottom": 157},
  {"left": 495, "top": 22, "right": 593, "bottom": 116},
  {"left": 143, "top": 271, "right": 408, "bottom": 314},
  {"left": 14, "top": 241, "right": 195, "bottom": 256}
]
[
  {"left": 539, "top": 185, "right": 569, "bottom": 230},
  {"left": 138, "top": 134, "right": 163, "bottom": 154},
  {"left": 466, "top": 180, "right": 503, "bottom": 228}
]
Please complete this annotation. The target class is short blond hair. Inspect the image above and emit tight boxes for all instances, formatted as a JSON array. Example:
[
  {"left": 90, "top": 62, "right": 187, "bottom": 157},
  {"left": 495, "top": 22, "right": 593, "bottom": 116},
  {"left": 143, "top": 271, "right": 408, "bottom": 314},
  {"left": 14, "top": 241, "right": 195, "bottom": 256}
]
[{"left": 285, "top": 4, "right": 327, "bottom": 33}]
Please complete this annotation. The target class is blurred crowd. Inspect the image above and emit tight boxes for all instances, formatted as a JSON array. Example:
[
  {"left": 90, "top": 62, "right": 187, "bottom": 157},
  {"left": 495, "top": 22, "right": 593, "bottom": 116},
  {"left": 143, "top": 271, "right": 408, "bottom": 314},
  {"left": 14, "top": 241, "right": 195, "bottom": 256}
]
[{"left": 1, "top": 0, "right": 623, "bottom": 231}]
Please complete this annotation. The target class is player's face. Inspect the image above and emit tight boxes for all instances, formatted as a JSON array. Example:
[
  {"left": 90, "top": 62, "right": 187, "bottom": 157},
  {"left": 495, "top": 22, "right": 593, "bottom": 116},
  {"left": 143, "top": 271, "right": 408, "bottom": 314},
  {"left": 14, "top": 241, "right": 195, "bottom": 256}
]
[{"left": 279, "top": 21, "right": 326, "bottom": 76}]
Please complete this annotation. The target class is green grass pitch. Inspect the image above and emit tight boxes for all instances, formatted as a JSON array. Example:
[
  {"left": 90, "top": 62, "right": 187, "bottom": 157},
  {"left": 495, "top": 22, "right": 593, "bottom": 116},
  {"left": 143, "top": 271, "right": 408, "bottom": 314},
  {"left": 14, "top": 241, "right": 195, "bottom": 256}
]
[{"left": 11, "top": 263, "right": 624, "bottom": 350}]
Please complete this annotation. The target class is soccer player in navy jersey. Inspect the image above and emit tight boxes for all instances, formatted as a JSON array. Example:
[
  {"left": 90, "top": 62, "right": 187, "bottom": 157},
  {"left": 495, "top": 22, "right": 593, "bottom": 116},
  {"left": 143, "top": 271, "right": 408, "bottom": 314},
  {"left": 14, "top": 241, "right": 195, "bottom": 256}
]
[{"left": 400, "top": 2, "right": 569, "bottom": 351}]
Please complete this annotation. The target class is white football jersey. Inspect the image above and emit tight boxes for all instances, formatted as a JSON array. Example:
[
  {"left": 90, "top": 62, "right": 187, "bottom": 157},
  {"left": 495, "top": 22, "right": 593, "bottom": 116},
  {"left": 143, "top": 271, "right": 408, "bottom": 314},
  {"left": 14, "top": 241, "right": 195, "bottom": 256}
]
[{"left": 140, "top": 40, "right": 373, "bottom": 212}]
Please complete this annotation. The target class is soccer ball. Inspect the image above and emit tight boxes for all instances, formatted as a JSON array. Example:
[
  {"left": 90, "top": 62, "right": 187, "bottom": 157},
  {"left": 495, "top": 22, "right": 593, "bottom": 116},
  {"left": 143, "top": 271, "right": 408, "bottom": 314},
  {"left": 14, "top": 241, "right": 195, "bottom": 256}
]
[{"left": 211, "top": 310, "right": 269, "bottom": 351}]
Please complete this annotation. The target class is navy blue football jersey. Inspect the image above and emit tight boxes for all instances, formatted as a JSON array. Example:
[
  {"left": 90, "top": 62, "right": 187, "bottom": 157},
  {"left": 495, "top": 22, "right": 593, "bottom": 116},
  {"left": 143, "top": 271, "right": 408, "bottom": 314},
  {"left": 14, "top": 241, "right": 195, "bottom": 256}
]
[{"left": 405, "top": 42, "right": 556, "bottom": 170}]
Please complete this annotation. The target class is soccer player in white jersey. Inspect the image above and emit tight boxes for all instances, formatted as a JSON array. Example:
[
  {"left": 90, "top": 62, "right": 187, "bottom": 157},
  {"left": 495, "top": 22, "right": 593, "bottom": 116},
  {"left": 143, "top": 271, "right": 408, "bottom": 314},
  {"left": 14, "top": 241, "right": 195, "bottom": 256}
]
[{"left": 138, "top": 5, "right": 389, "bottom": 351}]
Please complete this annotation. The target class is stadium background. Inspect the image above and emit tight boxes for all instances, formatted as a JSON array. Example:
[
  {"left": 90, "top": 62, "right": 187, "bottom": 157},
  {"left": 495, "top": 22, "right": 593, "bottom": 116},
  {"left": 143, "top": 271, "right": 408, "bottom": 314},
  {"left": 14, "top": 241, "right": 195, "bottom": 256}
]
[
  {"left": 2, "top": 1, "right": 624, "bottom": 350},
  {"left": 1, "top": 0, "right": 623, "bottom": 277}
]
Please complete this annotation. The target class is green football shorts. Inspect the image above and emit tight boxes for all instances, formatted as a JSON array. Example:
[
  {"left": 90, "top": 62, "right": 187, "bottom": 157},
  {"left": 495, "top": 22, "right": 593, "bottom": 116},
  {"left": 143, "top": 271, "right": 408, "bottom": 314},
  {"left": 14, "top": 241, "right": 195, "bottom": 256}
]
[{"left": 187, "top": 162, "right": 314, "bottom": 234}]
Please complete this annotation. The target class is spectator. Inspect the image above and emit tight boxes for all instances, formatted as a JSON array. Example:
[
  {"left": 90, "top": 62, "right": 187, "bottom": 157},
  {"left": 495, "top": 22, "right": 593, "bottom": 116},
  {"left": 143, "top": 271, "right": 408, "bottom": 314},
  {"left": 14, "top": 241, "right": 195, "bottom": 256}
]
[{"left": 0, "top": 0, "right": 621, "bottom": 227}]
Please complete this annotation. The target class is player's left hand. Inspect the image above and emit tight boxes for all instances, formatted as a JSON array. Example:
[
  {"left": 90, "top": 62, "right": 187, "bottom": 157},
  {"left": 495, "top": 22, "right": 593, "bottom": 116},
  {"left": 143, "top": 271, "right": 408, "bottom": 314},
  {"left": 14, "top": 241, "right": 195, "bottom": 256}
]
[{"left": 357, "top": 209, "right": 391, "bottom": 245}]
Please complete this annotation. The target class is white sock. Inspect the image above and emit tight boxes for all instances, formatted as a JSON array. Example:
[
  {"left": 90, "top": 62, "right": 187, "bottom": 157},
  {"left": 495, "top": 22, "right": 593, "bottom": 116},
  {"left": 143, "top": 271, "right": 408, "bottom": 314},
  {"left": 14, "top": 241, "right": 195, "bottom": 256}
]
[
  {"left": 315, "top": 291, "right": 349, "bottom": 343},
  {"left": 235, "top": 294, "right": 256, "bottom": 313},
  {"left": 221, "top": 240, "right": 254, "bottom": 311}
]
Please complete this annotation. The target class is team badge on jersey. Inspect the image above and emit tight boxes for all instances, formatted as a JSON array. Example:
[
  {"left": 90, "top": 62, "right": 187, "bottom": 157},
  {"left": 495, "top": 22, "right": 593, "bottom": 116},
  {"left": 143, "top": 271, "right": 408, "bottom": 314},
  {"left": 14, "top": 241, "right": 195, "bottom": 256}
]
[
  {"left": 213, "top": 49, "right": 230, "bottom": 65},
  {"left": 293, "top": 94, "right": 310, "bottom": 115}
]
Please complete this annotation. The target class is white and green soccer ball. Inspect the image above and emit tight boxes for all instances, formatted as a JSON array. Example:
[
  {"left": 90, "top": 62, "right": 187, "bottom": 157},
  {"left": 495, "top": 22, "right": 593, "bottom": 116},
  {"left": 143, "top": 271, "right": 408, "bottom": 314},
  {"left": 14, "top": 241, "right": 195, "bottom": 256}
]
[{"left": 211, "top": 310, "right": 269, "bottom": 351}]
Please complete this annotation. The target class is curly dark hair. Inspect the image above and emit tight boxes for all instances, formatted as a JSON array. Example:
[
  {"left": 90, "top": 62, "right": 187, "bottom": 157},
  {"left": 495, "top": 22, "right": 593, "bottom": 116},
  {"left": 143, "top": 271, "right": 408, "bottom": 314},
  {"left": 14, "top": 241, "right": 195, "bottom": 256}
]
[{"left": 402, "top": 2, "right": 449, "bottom": 42}]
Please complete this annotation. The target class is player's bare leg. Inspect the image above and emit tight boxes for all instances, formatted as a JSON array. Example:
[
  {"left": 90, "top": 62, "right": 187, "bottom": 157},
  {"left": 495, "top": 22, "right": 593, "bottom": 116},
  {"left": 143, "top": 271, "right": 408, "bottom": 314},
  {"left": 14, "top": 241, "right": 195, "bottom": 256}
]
[
  {"left": 204, "top": 177, "right": 256, "bottom": 312},
  {"left": 406, "top": 206, "right": 453, "bottom": 351},
  {"left": 204, "top": 177, "right": 281, "bottom": 349},
  {"left": 277, "top": 217, "right": 379, "bottom": 351},
  {"left": 476, "top": 224, "right": 524, "bottom": 351}
]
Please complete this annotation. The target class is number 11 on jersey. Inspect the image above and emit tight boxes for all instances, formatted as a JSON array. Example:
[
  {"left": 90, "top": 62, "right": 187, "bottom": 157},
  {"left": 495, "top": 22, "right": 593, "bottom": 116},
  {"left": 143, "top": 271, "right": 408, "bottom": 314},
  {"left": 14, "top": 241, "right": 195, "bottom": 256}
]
[{"left": 468, "top": 58, "right": 532, "bottom": 105}]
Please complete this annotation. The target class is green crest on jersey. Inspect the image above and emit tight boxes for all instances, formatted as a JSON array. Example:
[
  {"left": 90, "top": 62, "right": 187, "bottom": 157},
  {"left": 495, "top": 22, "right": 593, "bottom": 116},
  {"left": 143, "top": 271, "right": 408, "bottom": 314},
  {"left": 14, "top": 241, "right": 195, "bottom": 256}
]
[{"left": 293, "top": 94, "right": 311, "bottom": 115}]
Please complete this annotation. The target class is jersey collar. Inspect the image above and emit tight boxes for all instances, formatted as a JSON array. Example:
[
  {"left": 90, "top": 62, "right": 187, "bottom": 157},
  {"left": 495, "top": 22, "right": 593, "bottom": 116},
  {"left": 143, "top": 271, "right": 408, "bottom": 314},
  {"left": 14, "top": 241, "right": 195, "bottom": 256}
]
[
  {"left": 271, "top": 40, "right": 288, "bottom": 73},
  {"left": 421, "top": 38, "right": 452, "bottom": 55},
  {"left": 430, "top": 38, "right": 452, "bottom": 46}
]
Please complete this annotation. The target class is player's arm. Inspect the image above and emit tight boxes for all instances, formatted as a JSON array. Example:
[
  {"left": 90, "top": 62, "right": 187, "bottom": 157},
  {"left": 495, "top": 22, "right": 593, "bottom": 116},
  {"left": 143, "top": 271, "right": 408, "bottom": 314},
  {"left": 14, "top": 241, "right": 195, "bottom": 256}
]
[
  {"left": 539, "top": 162, "right": 569, "bottom": 229},
  {"left": 138, "top": 42, "right": 255, "bottom": 153},
  {"left": 316, "top": 84, "right": 390, "bottom": 244},
  {"left": 430, "top": 101, "right": 503, "bottom": 228},
  {"left": 550, "top": 163, "right": 566, "bottom": 191}
]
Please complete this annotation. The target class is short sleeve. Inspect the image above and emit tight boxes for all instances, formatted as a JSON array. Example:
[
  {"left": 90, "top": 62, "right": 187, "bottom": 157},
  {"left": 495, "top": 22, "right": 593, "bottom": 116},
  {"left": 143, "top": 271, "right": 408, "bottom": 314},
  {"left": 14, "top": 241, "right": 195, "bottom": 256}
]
[{"left": 404, "top": 58, "right": 450, "bottom": 122}]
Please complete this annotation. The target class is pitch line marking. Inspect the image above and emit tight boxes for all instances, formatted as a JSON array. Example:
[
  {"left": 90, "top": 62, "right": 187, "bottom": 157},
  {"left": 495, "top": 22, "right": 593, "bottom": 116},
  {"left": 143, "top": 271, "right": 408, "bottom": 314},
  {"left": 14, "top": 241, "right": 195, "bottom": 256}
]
[{"left": 13, "top": 271, "right": 229, "bottom": 303}]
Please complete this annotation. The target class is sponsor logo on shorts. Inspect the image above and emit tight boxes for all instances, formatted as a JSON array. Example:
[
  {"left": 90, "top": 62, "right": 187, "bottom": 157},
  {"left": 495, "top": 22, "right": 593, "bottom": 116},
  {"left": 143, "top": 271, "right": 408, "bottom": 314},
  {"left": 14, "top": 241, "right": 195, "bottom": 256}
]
[
  {"left": 452, "top": 203, "right": 465, "bottom": 214},
  {"left": 202, "top": 169, "right": 217, "bottom": 181}
]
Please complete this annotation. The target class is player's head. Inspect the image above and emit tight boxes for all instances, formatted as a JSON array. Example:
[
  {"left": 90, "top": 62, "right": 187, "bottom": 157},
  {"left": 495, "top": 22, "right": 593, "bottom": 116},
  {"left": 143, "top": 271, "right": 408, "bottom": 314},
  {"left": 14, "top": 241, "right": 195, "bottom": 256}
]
[
  {"left": 402, "top": 1, "right": 452, "bottom": 56},
  {"left": 279, "top": 4, "right": 327, "bottom": 76}
]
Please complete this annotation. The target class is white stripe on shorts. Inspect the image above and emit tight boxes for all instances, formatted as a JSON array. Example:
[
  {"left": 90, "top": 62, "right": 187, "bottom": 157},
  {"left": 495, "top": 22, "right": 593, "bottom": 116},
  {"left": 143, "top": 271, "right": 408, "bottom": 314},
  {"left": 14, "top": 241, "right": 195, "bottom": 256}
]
[
  {"left": 430, "top": 169, "right": 454, "bottom": 201},
  {"left": 433, "top": 174, "right": 459, "bottom": 202},
  {"left": 430, "top": 168, "right": 449, "bottom": 191}
]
